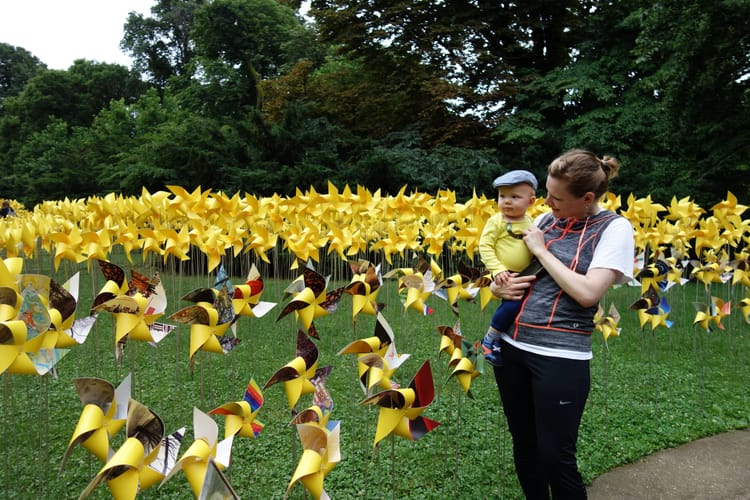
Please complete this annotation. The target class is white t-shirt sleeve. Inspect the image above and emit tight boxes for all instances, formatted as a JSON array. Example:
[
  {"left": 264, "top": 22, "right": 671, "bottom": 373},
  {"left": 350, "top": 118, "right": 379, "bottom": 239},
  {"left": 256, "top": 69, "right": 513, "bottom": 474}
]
[{"left": 589, "top": 216, "right": 635, "bottom": 284}]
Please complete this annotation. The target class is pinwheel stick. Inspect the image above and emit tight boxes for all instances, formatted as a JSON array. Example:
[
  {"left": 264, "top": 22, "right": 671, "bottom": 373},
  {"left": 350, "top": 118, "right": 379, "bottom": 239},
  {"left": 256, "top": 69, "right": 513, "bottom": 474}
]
[{"left": 453, "top": 386, "right": 463, "bottom": 500}]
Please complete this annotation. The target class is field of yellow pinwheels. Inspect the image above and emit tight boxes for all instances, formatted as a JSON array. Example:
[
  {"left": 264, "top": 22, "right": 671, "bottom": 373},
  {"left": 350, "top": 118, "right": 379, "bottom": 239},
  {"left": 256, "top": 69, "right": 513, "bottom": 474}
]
[{"left": 1, "top": 184, "right": 749, "bottom": 499}]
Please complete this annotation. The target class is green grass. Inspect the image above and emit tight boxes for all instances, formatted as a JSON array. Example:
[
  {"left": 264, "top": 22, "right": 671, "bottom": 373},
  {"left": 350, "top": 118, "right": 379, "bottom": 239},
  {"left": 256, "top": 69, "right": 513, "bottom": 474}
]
[{"left": 2, "top": 252, "right": 749, "bottom": 499}]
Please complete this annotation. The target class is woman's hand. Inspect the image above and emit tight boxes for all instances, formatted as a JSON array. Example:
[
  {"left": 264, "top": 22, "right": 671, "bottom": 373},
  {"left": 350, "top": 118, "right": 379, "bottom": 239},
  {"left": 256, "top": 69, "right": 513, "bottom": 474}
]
[
  {"left": 522, "top": 226, "right": 546, "bottom": 256},
  {"left": 490, "top": 273, "right": 536, "bottom": 300}
]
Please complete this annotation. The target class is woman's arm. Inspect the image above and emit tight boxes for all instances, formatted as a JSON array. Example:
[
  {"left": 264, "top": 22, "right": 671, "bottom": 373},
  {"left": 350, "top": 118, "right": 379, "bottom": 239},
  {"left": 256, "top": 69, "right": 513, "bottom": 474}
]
[{"left": 520, "top": 225, "right": 622, "bottom": 308}]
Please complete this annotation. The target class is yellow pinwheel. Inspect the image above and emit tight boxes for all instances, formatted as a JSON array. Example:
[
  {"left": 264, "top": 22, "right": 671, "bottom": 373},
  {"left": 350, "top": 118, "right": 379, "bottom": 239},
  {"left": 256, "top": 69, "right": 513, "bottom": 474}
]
[
  {"left": 693, "top": 297, "right": 731, "bottom": 332},
  {"left": 637, "top": 296, "right": 674, "bottom": 330},
  {"left": 395, "top": 272, "right": 436, "bottom": 316},
  {"left": 594, "top": 303, "right": 621, "bottom": 342},
  {"left": 361, "top": 360, "right": 440, "bottom": 448},
  {"left": 343, "top": 260, "right": 382, "bottom": 319},
  {"left": 730, "top": 250, "right": 750, "bottom": 287},
  {"left": 738, "top": 297, "right": 750, "bottom": 324},
  {"left": 61, "top": 374, "right": 131, "bottom": 468},
  {"left": 49, "top": 224, "right": 87, "bottom": 270},
  {"left": 79, "top": 400, "right": 170, "bottom": 500},
  {"left": 162, "top": 407, "right": 234, "bottom": 498},
  {"left": 436, "top": 322, "right": 464, "bottom": 366},
  {"left": 277, "top": 265, "right": 332, "bottom": 332},
  {"left": 161, "top": 226, "right": 192, "bottom": 263},
  {"left": 264, "top": 330, "right": 319, "bottom": 410},
  {"left": 45, "top": 274, "right": 85, "bottom": 348},
  {"left": 209, "top": 379, "right": 265, "bottom": 439},
  {"left": 443, "top": 273, "right": 476, "bottom": 308},
  {"left": 447, "top": 339, "right": 481, "bottom": 396},
  {"left": 231, "top": 264, "right": 276, "bottom": 319},
  {"left": 338, "top": 312, "right": 409, "bottom": 393},
  {"left": 0, "top": 318, "right": 36, "bottom": 376},
  {"left": 169, "top": 285, "right": 234, "bottom": 369},
  {"left": 287, "top": 419, "right": 341, "bottom": 500},
  {"left": 636, "top": 260, "right": 670, "bottom": 294}
]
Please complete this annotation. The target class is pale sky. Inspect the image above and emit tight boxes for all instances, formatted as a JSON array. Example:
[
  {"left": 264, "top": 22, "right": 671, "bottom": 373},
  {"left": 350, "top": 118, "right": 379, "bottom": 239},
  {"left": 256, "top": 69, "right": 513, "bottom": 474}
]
[{"left": 0, "top": 0, "right": 156, "bottom": 70}]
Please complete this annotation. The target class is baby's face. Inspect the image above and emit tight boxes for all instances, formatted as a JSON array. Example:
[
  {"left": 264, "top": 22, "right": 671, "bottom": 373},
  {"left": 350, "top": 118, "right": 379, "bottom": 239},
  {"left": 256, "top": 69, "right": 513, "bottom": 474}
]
[{"left": 497, "top": 183, "right": 536, "bottom": 220}]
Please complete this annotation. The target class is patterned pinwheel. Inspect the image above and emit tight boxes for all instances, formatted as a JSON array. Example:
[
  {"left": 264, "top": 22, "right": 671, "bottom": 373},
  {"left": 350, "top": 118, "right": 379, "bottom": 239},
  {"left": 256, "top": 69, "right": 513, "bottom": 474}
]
[
  {"left": 361, "top": 359, "right": 440, "bottom": 448},
  {"left": 693, "top": 296, "right": 731, "bottom": 332},
  {"left": 264, "top": 330, "right": 319, "bottom": 410},
  {"left": 343, "top": 259, "right": 383, "bottom": 319},
  {"left": 162, "top": 407, "right": 234, "bottom": 498},
  {"left": 338, "top": 312, "right": 409, "bottom": 393},
  {"left": 287, "top": 418, "right": 341, "bottom": 500},
  {"left": 277, "top": 264, "right": 343, "bottom": 336},
  {"left": 209, "top": 378, "right": 265, "bottom": 439},
  {"left": 79, "top": 400, "right": 182, "bottom": 499},
  {"left": 594, "top": 303, "right": 622, "bottom": 342},
  {"left": 169, "top": 284, "right": 235, "bottom": 370},
  {"left": 446, "top": 339, "right": 481, "bottom": 396},
  {"left": 61, "top": 374, "right": 131, "bottom": 468}
]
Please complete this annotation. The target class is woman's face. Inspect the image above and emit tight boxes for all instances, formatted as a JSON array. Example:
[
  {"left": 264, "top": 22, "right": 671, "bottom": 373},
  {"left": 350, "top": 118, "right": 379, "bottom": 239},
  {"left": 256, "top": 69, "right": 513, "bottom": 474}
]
[{"left": 544, "top": 176, "right": 590, "bottom": 219}]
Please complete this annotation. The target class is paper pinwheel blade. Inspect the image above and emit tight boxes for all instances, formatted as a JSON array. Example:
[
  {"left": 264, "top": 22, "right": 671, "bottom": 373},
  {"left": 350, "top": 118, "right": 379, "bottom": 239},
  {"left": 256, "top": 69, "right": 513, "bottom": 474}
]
[
  {"left": 29, "top": 347, "right": 69, "bottom": 376},
  {"left": 98, "top": 260, "right": 126, "bottom": 288},
  {"left": 198, "top": 458, "right": 239, "bottom": 500},
  {"left": 146, "top": 427, "right": 186, "bottom": 481},
  {"left": 69, "top": 315, "right": 97, "bottom": 344}
]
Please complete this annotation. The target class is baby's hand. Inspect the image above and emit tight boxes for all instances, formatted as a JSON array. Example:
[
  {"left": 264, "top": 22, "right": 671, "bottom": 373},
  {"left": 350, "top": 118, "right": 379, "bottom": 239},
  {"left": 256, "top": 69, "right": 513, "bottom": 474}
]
[{"left": 494, "top": 270, "right": 511, "bottom": 286}]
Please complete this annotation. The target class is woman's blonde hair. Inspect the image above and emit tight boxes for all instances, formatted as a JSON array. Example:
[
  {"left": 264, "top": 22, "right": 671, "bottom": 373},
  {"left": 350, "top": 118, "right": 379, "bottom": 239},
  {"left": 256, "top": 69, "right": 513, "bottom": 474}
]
[{"left": 547, "top": 149, "right": 620, "bottom": 199}]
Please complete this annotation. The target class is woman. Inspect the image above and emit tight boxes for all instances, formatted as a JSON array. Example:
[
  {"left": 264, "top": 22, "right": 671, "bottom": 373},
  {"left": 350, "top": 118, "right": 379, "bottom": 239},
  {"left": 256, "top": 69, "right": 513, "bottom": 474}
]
[{"left": 489, "top": 149, "right": 634, "bottom": 499}]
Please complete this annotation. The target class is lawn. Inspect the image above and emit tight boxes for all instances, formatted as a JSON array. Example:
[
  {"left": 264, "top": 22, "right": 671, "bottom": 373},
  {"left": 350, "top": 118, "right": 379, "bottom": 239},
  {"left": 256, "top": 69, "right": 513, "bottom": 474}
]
[{"left": 2, "top": 250, "right": 749, "bottom": 499}]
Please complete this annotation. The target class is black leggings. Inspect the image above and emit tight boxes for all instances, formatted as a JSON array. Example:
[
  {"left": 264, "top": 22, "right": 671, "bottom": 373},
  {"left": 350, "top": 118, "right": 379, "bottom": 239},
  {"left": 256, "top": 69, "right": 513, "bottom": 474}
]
[{"left": 493, "top": 338, "right": 590, "bottom": 500}]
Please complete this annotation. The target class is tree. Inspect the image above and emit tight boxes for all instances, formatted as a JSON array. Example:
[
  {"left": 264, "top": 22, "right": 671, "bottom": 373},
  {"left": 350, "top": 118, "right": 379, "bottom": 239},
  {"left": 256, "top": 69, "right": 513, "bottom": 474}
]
[
  {"left": 0, "top": 43, "right": 44, "bottom": 109},
  {"left": 626, "top": 0, "right": 750, "bottom": 205},
  {"left": 121, "top": 0, "right": 205, "bottom": 88},
  {"left": 2, "top": 61, "right": 144, "bottom": 133}
]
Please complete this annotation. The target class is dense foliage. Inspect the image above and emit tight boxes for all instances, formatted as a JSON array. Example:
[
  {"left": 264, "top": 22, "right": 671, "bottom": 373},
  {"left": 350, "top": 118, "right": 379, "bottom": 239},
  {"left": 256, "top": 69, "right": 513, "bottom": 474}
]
[{"left": 0, "top": 0, "right": 748, "bottom": 207}]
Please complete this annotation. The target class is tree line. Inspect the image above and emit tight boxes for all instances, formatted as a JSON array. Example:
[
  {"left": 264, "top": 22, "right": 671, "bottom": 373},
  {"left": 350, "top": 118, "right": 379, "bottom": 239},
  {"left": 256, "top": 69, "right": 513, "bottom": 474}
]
[{"left": 0, "top": 0, "right": 748, "bottom": 209}]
